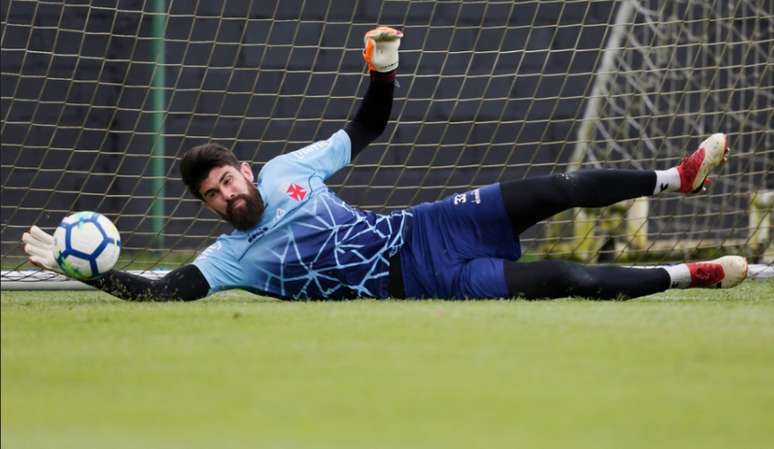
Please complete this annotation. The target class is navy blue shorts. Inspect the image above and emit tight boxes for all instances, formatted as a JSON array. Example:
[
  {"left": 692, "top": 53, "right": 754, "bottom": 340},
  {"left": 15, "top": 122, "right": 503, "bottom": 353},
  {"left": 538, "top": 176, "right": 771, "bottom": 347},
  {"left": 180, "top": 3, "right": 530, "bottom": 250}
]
[{"left": 399, "top": 183, "right": 522, "bottom": 299}]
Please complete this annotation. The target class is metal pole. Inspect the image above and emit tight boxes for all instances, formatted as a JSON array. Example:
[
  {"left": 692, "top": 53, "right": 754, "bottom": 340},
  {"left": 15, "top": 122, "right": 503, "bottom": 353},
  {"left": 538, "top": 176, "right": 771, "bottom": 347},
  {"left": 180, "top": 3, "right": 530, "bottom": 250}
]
[
  {"left": 151, "top": 0, "right": 166, "bottom": 247},
  {"left": 567, "top": 0, "right": 635, "bottom": 172}
]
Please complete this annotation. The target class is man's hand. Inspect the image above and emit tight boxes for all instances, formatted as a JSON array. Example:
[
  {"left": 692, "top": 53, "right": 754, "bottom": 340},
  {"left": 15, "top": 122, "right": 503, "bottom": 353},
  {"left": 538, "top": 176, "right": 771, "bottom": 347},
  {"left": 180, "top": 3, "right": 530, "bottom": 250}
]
[
  {"left": 363, "top": 26, "right": 402, "bottom": 73},
  {"left": 22, "top": 225, "right": 63, "bottom": 274}
]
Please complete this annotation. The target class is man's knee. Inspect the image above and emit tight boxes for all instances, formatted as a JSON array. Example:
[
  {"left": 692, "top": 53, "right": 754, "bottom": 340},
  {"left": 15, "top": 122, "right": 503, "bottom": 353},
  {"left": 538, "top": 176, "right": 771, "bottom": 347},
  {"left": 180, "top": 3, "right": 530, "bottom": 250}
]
[
  {"left": 564, "top": 262, "right": 599, "bottom": 293},
  {"left": 549, "top": 173, "right": 585, "bottom": 202},
  {"left": 505, "top": 260, "right": 591, "bottom": 299},
  {"left": 546, "top": 260, "right": 599, "bottom": 297}
]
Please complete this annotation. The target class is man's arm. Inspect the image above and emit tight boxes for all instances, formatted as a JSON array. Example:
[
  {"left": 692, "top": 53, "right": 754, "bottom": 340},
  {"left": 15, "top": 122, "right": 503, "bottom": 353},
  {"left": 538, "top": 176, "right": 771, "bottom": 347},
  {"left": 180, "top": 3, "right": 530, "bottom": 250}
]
[
  {"left": 84, "top": 265, "right": 209, "bottom": 302},
  {"left": 22, "top": 225, "right": 210, "bottom": 301},
  {"left": 344, "top": 70, "right": 396, "bottom": 159},
  {"left": 344, "top": 26, "right": 402, "bottom": 160}
]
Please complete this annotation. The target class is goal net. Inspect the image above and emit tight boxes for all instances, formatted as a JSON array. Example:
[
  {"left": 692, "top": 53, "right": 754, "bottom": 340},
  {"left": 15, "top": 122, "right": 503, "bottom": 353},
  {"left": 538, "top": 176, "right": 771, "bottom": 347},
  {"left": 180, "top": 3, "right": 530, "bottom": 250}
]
[{"left": 2, "top": 0, "right": 772, "bottom": 288}]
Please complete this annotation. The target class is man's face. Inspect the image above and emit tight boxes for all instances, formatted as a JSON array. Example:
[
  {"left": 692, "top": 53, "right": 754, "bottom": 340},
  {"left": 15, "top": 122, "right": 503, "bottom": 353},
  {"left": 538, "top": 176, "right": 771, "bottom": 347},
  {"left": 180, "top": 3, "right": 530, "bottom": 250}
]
[{"left": 198, "top": 162, "right": 264, "bottom": 230}]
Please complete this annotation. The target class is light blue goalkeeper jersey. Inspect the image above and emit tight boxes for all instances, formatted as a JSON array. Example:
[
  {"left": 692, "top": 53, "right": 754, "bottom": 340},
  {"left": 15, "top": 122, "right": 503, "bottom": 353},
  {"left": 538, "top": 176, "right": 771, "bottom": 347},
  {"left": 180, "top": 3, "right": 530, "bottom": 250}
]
[{"left": 192, "top": 130, "right": 412, "bottom": 300}]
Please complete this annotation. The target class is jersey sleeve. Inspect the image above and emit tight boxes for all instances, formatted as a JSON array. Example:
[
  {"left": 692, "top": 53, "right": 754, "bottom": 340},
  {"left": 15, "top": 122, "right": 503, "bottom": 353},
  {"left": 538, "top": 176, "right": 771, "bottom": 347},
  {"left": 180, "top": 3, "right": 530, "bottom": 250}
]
[
  {"left": 192, "top": 239, "right": 244, "bottom": 295},
  {"left": 278, "top": 129, "right": 352, "bottom": 180}
]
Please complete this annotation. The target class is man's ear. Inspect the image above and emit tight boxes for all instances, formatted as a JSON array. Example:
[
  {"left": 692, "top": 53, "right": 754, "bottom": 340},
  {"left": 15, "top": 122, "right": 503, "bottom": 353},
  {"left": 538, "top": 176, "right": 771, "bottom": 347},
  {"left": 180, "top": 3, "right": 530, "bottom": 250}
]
[{"left": 239, "top": 161, "right": 254, "bottom": 182}]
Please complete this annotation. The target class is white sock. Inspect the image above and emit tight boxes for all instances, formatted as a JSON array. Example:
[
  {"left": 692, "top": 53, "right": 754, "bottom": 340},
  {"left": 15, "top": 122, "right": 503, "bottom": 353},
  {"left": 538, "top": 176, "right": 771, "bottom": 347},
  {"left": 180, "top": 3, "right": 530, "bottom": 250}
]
[
  {"left": 653, "top": 168, "right": 681, "bottom": 194},
  {"left": 661, "top": 264, "right": 691, "bottom": 288}
]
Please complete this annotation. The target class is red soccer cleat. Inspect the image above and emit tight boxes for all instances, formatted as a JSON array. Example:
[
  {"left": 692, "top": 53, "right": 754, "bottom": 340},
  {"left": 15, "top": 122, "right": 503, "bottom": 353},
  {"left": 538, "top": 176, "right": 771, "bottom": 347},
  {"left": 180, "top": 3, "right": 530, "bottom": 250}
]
[
  {"left": 687, "top": 256, "right": 748, "bottom": 288},
  {"left": 677, "top": 133, "right": 729, "bottom": 193}
]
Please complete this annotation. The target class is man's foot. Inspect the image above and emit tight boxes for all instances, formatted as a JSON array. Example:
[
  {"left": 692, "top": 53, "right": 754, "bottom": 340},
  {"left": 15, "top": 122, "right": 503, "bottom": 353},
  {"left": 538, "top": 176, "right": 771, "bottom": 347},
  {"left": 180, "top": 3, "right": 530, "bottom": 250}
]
[
  {"left": 677, "top": 133, "right": 729, "bottom": 193},
  {"left": 687, "top": 255, "right": 748, "bottom": 288}
]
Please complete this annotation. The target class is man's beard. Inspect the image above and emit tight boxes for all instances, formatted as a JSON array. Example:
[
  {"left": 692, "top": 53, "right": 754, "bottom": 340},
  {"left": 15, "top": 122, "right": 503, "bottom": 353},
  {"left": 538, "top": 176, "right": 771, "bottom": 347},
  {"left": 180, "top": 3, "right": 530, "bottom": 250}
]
[{"left": 220, "top": 183, "right": 264, "bottom": 231}]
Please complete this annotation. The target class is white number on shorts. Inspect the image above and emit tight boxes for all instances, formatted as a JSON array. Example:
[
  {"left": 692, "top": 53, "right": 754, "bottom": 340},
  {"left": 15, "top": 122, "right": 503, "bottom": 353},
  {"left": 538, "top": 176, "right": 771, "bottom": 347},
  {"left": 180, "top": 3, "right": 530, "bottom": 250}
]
[
  {"left": 471, "top": 189, "right": 481, "bottom": 204},
  {"left": 453, "top": 189, "right": 482, "bottom": 205}
]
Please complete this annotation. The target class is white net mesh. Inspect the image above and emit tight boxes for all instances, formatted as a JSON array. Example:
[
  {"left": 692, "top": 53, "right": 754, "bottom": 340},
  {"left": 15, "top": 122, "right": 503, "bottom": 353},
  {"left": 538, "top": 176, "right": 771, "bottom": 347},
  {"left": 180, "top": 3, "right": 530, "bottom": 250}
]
[{"left": 1, "top": 0, "right": 772, "bottom": 286}]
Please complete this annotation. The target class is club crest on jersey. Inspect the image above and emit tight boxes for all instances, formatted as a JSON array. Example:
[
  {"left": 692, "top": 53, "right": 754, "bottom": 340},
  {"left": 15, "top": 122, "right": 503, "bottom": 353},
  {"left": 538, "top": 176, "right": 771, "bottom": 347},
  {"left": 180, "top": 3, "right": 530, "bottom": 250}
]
[{"left": 286, "top": 183, "right": 307, "bottom": 201}]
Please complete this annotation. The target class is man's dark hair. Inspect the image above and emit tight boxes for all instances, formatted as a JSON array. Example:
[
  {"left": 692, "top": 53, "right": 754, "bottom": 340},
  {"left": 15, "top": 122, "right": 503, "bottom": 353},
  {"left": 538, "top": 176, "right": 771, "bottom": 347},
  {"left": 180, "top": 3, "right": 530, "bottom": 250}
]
[{"left": 180, "top": 143, "right": 240, "bottom": 199}]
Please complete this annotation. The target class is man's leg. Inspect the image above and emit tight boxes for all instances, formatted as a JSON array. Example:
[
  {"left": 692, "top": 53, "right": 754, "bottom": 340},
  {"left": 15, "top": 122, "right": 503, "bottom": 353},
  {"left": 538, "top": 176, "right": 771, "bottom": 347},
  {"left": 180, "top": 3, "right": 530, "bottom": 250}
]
[
  {"left": 504, "top": 255, "right": 748, "bottom": 300},
  {"left": 496, "top": 133, "right": 744, "bottom": 300},
  {"left": 501, "top": 133, "right": 729, "bottom": 235},
  {"left": 501, "top": 169, "right": 655, "bottom": 235},
  {"left": 504, "top": 260, "right": 670, "bottom": 300}
]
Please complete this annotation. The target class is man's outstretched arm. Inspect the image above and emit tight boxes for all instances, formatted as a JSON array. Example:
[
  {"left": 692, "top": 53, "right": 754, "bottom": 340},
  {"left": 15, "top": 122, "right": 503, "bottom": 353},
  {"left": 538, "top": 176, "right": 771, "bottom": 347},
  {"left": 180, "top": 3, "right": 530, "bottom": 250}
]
[
  {"left": 344, "top": 26, "right": 402, "bottom": 160},
  {"left": 22, "top": 225, "right": 210, "bottom": 301},
  {"left": 84, "top": 265, "right": 209, "bottom": 302}
]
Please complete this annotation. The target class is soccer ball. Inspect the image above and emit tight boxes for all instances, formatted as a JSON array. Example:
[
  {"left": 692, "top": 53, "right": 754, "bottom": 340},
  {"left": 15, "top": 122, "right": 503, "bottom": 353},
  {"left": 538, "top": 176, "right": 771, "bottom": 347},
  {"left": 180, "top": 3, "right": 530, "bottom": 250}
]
[{"left": 53, "top": 211, "right": 121, "bottom": 280}]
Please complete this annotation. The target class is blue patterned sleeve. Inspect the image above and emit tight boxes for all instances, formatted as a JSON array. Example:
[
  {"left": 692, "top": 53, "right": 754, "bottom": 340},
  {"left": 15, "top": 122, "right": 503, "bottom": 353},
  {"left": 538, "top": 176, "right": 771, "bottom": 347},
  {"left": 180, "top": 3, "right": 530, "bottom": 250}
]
[
  {"left": 277, "top": 129, "right": 352, "bottom": 180},
  {"left": 192, "top": 238, "right": 244, "bottom": 295}
]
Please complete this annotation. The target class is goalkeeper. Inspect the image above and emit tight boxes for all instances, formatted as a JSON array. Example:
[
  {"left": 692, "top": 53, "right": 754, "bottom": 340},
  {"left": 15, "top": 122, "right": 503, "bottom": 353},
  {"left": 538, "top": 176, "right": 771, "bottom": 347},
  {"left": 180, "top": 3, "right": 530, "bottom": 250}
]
[{"left": 23, "top": 27, "right": 748, "bottom": 301}]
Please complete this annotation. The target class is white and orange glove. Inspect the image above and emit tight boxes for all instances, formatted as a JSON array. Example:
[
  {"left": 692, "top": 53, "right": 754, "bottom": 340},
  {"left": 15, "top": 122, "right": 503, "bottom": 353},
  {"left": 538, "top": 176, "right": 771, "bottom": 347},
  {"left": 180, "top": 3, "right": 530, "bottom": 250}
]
[{"left": 362, "top": 26, "right": 402, "bottom": 73}]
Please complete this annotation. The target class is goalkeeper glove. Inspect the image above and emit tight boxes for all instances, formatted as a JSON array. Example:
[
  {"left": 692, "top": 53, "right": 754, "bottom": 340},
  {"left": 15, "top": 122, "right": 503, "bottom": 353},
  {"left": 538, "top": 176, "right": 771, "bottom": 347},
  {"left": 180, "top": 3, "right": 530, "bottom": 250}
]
[
  {"left": 363, "top": 26, "right": 402, "bottom": 73},
  {"left": 22, "top": 225, "right": 63, "bottom": 274}
]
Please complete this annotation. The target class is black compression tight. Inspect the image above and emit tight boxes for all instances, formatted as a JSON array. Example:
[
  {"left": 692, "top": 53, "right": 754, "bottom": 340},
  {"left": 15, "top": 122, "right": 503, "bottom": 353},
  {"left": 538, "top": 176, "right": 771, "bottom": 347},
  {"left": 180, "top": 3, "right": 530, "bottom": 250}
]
[
  {"left": 500, "top": 169, "right": 657, "bottom": 235},
  {"left": 504, "top": 260, "right": 671, "bottom": 300},
  {"left": 500, "top": 169, "right": 670, "bottom": 300}
]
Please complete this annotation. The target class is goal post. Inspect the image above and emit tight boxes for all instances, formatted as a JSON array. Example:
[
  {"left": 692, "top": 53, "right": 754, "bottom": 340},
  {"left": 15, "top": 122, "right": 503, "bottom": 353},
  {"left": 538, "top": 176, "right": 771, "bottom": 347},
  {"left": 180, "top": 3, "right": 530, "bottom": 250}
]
[
  {"left": 545, "top": 0, "right": 773, "bottom": 263},
  {"left": 2, "top": 0, "right": 772, "bottom": 289}
]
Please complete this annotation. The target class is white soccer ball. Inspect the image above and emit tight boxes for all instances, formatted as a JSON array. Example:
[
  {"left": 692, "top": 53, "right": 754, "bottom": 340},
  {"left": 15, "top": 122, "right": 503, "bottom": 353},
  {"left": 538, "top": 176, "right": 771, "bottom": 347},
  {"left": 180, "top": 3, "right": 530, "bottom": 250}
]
[{"left": 53, "top": 211, "right": 121, "bottom": 280}]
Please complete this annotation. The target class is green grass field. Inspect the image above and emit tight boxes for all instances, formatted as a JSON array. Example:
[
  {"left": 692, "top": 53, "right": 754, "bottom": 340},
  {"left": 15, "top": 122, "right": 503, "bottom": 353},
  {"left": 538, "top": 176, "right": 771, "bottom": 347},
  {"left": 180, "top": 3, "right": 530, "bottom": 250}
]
[{"left": 3, "top": 282, "right": 774, "bottom": 449}]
